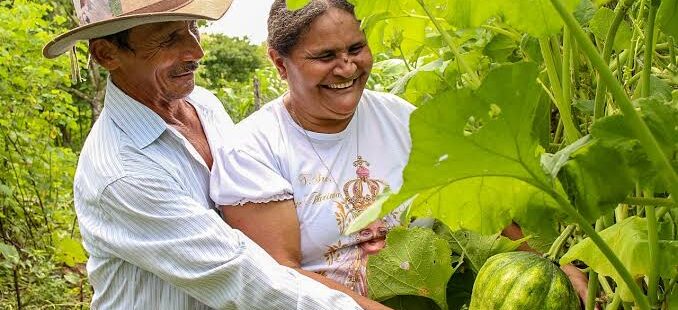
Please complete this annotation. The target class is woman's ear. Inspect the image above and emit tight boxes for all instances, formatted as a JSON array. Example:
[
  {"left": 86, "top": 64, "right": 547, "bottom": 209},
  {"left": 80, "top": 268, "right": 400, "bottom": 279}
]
[
  {"left": 268, "top": 48, "right": 288, "bottom": 80},
  {"left": 88, "top": 39, "right": 122, "bottom": 71}
]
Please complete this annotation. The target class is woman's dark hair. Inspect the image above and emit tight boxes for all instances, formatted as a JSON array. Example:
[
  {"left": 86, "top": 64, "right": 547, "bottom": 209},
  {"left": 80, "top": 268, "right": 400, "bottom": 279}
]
[{"left": 267, "top": 0, "right": 355, "bottom": 57}]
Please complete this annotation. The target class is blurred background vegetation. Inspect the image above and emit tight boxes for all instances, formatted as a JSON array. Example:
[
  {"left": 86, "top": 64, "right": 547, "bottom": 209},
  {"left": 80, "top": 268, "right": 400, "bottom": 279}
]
[{"left": 0, "top": 1, "right": 289, "bottom": 308}]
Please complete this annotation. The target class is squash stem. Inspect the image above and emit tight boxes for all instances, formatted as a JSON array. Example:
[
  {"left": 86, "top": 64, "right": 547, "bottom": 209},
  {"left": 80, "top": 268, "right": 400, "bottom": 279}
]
[
  {"left": 540, "top": 37, "right": 580, "bottom": 143},
  {"left": 548, "top": 191, "right": 650, "bottom": 310},
  {"left": 623, "top": 196, "right": 675, "bottom": 207},
  {"left": 562, "top": 28, "right": 575, "bottom": 131},
  {"left": 641, "top": 0, "right": 658, "bottom": 98},
  {"left": 586, "top": 218, "right": 604, "bottom": 310},
  {"left": 669, "top": 37, "right": 676, "bottom": 69},
  {"left": 416, "top": 0, "right": 481, "bottom": 88},
  {"left": 549, "top": 0, "right": 678, "bottom": 205},
  {"left": 586, "top": 271, "right": 600, "bottom": 310},
  {"left": 593, "top": 0, "right": 634, "bottom": 120},
  {"left": 546, "top": 224, "right": 576, "bottom": 260},
  {"left": 645, "top": 202, "right": 659, "bottom": 306},
  {"left": 605, "top": 293, "right": 622, "bottom": 310}
]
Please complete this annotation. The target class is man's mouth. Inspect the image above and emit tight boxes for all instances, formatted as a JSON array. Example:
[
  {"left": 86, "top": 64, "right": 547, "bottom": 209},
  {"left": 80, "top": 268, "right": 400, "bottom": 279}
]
[
  {"left": 173, "top": 71, "right": 193, "bottom": 78},
  {"left": 172, "top": 62, "right": 199, "bottom": 78}
]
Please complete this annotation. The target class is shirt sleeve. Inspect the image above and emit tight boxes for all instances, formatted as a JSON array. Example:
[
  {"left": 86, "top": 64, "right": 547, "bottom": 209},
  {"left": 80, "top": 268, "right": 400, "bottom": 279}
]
[
  {"left": 210, "top": 145, "right": 294, "bottom": 206},
  {"left": 94, "top": 174, "right": 361, "bottom": 310}
]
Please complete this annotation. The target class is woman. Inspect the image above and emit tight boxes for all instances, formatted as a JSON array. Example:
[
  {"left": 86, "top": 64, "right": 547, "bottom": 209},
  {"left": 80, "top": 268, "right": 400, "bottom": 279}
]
[{"left": 210, "top": 1, "right": 414, "bottom": 308}]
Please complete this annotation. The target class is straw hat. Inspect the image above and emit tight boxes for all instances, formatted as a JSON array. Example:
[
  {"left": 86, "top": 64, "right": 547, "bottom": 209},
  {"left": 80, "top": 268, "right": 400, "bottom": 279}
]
[{"left": 43, "top": 0, "right": 233, "bottom": 58}]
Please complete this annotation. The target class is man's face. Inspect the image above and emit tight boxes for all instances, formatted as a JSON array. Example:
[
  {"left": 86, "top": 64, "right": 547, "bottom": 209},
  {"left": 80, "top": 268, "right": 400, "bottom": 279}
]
[{"left": 109, "top": 20, "right": 203, "bottom": 105}]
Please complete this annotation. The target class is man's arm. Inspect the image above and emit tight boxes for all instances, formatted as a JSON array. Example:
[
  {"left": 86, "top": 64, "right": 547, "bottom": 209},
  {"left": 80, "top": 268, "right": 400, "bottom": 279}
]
[
  {"left": 221, "top": 199, "right": 392, "bottom": 310},
  {"left": 90, "top": 174, "right": 362, "bottom": 310}
]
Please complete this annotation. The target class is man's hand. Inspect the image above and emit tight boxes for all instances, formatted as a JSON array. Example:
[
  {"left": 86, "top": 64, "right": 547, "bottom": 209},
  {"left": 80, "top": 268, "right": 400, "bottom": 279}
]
[{"left": 560, "top": 263, "right": 599, "bottom": 309}]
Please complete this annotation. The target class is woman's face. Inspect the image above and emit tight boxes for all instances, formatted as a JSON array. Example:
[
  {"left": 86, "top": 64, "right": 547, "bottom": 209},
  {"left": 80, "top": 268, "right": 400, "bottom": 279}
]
[{"left": 271, "top": 7, "right": 373, "bottom": 128}]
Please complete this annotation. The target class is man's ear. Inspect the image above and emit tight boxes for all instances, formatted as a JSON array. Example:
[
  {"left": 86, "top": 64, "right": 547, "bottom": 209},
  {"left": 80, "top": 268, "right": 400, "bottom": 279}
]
[
  {"left": 89, "top": 39, "right": 122, "bottom": 70},
  {"left": 268, "top": 48, "right": 288, "bottom": 80}
]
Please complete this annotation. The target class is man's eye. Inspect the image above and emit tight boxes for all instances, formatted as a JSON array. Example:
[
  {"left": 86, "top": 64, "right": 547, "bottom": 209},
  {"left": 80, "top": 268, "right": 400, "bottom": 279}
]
[
  {"left": 314, "top": 54, "right": 334, "bottom": 61},
  {"left": 349, "top": 44, "right": 364, "bottom": 55}
]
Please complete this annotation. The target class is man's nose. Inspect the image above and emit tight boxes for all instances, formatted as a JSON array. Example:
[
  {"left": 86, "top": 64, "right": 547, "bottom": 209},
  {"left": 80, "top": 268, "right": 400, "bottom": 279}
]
[{"left": 179, "top": 31, "right": 204, "bottom": 61}]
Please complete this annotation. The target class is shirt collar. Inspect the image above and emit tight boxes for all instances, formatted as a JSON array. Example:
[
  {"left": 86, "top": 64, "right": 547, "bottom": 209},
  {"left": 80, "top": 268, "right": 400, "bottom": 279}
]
[
  {"left": 104, "top": 79, "right": 213, "bottom": 149},
  {"left": 104, "top": 79, "right": 167, "bottom": 149}
]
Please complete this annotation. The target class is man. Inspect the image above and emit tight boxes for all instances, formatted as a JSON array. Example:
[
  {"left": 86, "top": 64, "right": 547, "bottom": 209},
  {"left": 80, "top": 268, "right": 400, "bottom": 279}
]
[{"left": 43, "top": 1, "right": 364, "bottom": 309}]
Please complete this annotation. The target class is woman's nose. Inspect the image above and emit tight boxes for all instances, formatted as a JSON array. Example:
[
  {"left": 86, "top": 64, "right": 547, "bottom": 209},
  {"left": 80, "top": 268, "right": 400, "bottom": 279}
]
[{"left": 333, "top": 56, "right": 357, "bottom": 78}]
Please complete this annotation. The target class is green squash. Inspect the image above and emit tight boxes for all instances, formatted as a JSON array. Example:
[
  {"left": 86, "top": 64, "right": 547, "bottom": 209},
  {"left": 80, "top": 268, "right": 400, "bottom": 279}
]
[{"left": 469, "top": 252, "right": 581, "bottom": 310}]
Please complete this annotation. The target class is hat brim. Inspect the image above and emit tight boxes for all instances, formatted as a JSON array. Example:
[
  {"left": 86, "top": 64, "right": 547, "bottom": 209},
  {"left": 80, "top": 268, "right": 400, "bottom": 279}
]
[{"left": 43, "top": 0, "right": 233, "bottom": 58}]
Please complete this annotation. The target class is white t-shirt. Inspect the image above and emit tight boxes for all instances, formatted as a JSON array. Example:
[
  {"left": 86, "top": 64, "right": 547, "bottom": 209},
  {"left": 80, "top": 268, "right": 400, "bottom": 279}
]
[{"left": 210, "top": 90, "right": 414, "bottom": 295}]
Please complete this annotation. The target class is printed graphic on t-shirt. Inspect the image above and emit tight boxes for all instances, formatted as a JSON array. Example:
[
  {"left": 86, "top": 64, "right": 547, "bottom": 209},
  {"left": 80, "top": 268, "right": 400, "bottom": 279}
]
[{"left": 313, "top": 155, "right": 400, "bottom": 296}]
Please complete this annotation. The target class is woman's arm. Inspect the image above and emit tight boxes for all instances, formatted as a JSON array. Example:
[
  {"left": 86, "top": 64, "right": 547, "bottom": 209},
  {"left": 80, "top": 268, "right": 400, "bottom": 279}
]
[{"left": 221, "top": 200, "right": 391, "bottom": 310}]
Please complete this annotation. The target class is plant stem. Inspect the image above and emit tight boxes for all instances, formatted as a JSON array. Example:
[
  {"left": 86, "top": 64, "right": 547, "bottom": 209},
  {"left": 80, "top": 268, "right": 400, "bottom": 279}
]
[
  {"left": 540, "top": 37, "right": 581, "bottom": 143},
  {"left": 587, "top": 271, "right": 600, "bottom": 310},
  {"left": 644, "top": 195, "right": 659, "bottom": 306},
  {"left": 416, "top": 0, "right": 481, "bottom": 88},
  {"left": 554, "top": 117, "right": 564, "bottom": 144},
  {"left": 481, "top": 24, "right": 521, "bottom": 41},
  {"left": 586, "top": 218, "right": 604, "bottom": 310},
  {"left": 548, "top": 190, "right": 650, "bottom": 310},
  {"left": 562, "top": 28, "right": 574, "bottom": 128},
  {"left": 669, "top": 36, "right": 677, "bottom": 69},
  {"left": 593, "top": 0, "right": 634, "bottom": 120},
  {"left": 398, "top": 46, "right": 412, "bottom": 72},
  {"left": 641, "top": 0, "right": 658, "bottom": 98},
  {"left": 546, "top": 224, "right": 576, "bottom": 259},
  {"left": 606, "top": 293, "right": 622, "bottom": 310},
  {"left": 13, "top": 266, "right": 21, "bottom": 310},
  {"left": 549, "top": 0, "right": 678, "bottom": 206},
  {"left": 623, "top": 196, "right": 675, "bottom": 207}
]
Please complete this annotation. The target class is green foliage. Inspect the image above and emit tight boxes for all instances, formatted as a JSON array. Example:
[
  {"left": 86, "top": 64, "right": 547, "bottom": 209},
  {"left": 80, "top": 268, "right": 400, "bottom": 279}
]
[
  {"left": 588, "top": 7, "right": 633, "bottom": 51},
  {"left": 561, "top": 216, "right": 678, "bottom": 302},
  {"left": 0, "top": 1, "right": 90, "bottom": 308},
  {"left": 353, "top": 0, "right": 678, "bottom": 308},
  {"left": 657, "top": 0, "right": 678, "bottom": 39},
  {"left": 199, "top": 34, "right": 264, "bottom": 85},
  {"left": 367, "top": 227, "right": 453, "bottom": 310},
  {"left": 437, "top": 228, "right": 528, "bottom": 273},
  {"left": 197, "top": 36, "right": 286, "bottom": 123}
]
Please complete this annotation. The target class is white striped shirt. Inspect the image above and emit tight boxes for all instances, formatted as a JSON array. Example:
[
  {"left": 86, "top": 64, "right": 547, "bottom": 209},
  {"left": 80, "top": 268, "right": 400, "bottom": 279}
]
[{"left": 73, "top": 80, "right": 363, "bottom": 310}]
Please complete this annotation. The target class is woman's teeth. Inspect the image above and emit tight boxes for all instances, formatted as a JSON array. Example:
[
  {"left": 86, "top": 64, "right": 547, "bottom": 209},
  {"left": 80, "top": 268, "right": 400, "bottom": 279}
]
[{"left": 327, "top": 79, "right": 354, "bottom": 89}]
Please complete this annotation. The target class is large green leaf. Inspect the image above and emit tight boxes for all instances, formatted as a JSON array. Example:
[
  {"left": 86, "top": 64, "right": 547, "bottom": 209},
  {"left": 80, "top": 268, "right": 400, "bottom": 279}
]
[
  {"left": 500, "top": 0, "right": 581, "bottom": 38},
  {"left": 561, "top": 216, "right": 678, "bottom": 302},
  {"left": 558, "top": 141, "right": 635, "bottom": 222},
  {"left": 588, "top": 7, "right": 633, "bottom": 51},
  {"left": 591, "top": 98, "right": 678, "bottom": 191},
  {"left": 351, "top": 0, "right": 432, "bottom": 59},
  {"left": 348, "top": 62, "right": 572, "bottom": 239},
  {"left": 443, "top": 0, "right": 501, "bottom": 29},
  {"left": 367, "top": 227, "right": 453, "bottom": 310},
  {"left": 406, "top": 177, "right": 561, "bottom": 235},
  {"left": 657, "top": 0, "right": 678, "bottom": 39},
  {"left": 437, "top": 227, "right": 528, "bottom": 273}
]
